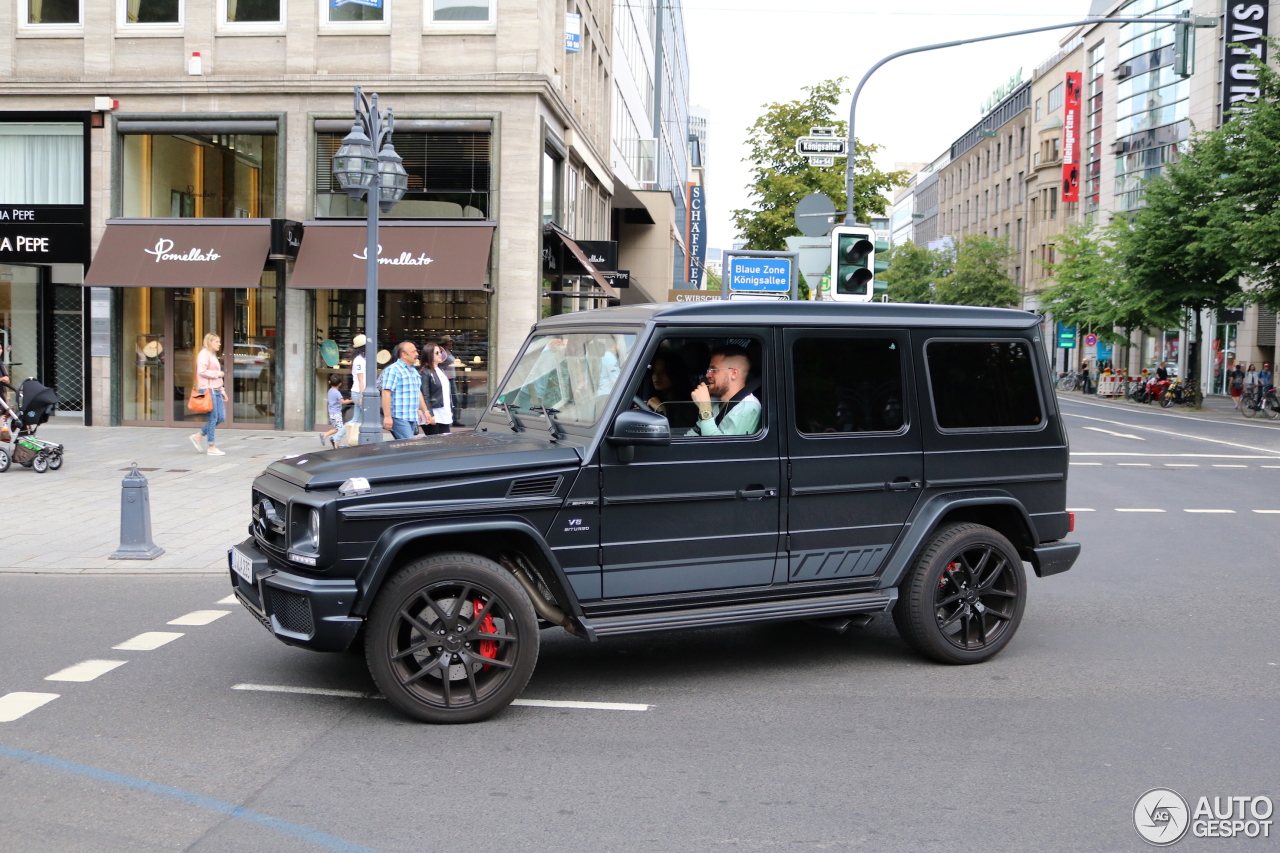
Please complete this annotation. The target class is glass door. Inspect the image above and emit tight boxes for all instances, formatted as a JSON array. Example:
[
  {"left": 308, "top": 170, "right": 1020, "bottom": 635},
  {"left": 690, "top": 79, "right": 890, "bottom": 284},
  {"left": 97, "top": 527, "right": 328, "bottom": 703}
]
[
  {"left": 172, "top": 288, "right": 226, "bottom": 425},
  {"left": 230, "top": 278, "right": 277, "bottom": 425},
  {"left": 121, "top": 287, "right": 168, "bottom": 421}
]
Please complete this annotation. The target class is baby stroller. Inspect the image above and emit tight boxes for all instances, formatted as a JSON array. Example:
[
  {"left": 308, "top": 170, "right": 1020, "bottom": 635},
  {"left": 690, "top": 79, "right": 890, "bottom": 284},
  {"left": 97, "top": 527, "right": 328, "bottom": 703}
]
[{"left": 0, "top": 379, "right": 63, "bottom": 473}]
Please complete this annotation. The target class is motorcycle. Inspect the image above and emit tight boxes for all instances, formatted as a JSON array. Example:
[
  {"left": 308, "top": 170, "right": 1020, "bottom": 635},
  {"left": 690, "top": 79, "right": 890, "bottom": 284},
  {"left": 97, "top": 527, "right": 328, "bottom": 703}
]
[
  {"left": 1136, "top": 376, "right": 1169, "bottom": 404},
  {"left": 1241, "top": 385, "right": 1280, "bottom": 420}
]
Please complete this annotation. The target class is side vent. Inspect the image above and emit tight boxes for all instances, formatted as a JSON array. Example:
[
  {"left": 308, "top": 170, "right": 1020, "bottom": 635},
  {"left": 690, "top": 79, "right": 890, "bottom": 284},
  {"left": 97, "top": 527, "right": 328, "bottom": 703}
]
[{"left": 506, "top": 475, "right": 563, "bottom": 498}]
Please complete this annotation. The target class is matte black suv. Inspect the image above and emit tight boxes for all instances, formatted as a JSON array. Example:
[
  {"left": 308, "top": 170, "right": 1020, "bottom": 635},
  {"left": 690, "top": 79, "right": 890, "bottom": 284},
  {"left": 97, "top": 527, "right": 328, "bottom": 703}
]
[{"left": 230, "top": 302, "right": 1080, "bottom": 723}]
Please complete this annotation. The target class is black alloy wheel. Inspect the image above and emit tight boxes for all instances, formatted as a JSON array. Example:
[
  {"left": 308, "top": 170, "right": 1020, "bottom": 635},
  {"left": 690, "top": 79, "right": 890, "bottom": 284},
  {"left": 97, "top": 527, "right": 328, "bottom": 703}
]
[
  {"left": 893, "top": 524, "right": 1027, "bottom": 665},
  {"left": 366, "top": 552, "right": 539, "bottom": 724}
]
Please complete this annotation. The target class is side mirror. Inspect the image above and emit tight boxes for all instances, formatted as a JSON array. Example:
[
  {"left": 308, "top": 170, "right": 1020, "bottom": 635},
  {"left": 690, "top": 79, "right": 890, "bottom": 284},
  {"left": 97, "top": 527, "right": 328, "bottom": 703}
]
[{"left": 608, "top": 409, "right": 671, "bottom": 447}]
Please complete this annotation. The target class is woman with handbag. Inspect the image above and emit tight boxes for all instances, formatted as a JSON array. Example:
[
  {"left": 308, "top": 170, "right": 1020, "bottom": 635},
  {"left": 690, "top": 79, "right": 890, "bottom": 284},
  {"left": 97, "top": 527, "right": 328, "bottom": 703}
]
[
  {"left": 189, "top": 333, "right": 228, "bottom": 456},
  {"left": 418, "top": 341, "right": 454, "bottom": 436}
]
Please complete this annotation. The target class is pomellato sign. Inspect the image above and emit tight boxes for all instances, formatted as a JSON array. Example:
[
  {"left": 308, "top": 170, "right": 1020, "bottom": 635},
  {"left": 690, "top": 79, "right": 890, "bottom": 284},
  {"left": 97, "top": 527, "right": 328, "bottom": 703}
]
[
  {"left": 353, "top": 245, "right": 435, "bottom": 266},
  {"left": 144, "top": 239, "right": 222, "bottom": 263}
]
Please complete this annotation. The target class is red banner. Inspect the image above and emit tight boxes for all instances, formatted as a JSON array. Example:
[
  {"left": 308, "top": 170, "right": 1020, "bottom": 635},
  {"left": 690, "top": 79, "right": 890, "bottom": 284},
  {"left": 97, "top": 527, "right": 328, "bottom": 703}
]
[{"left": 1061, "top": 71, "right": 1083, "bottom": 203}]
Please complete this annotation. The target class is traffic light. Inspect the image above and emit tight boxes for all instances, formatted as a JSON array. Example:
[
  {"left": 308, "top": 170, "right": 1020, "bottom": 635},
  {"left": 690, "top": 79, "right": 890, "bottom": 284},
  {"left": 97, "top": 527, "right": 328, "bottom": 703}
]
[
  {"left": 1173, "top": 11, "right": 1194, "bottom": 77},
  {"left": 830, "top": 225, "right": 874, "bottom": 302},
  {"left": 829, "top": 226, "right": 889, "bottom": 302}
]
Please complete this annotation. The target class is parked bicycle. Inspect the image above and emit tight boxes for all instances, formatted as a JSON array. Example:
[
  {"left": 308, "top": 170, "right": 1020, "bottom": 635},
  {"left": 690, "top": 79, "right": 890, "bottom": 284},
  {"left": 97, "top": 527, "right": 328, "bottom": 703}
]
[
  {"left": 1241, "top": 385, "right": 1280, "bottom": 420},
  {"left": 1057, "top": 372, "right": 1080, "bottom": 392},
  {"left": 1160, "top": 378, "right": 1201, "bottom": 408}
]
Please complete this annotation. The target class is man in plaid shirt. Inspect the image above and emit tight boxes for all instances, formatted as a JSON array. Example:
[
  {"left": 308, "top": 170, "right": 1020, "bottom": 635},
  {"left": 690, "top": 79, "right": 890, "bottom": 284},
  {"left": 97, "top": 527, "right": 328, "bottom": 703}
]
[{"left": 379, "top": 341, "right": 427, "bottom": 440}]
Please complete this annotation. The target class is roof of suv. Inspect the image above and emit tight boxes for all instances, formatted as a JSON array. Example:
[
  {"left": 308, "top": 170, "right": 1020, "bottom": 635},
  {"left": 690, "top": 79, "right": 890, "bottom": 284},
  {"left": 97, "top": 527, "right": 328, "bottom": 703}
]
[{"left": 535, "top": 300, "right": 1043, "bottom": 330}]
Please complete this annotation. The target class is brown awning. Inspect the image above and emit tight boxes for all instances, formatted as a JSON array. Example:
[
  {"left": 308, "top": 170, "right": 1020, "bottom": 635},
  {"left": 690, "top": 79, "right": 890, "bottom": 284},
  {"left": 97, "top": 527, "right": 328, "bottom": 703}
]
[
  {"left": 551, "top": 230, "right": 618, "bottom": 298},
  {"left": 289, "top": 220, "right": 495, "bottom": 290},
  {"left": 84, "top": 219, "right": 272, "bottom": 288}
]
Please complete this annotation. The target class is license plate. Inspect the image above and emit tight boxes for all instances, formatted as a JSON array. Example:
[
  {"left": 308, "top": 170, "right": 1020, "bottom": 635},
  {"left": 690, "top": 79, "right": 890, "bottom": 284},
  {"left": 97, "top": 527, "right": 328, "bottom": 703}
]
[{"left": 231, "top": 546, "right": 255, "bottom": 584}]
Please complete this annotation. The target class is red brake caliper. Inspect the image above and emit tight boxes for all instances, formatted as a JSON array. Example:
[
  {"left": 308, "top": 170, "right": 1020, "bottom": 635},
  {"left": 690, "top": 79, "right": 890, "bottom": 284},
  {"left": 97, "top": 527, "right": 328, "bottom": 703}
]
[
  {"left": 474, "top": 598, "right": 498, "bottom": 664},
  {"left": 940, "top": 561, "right": 961, "bottom": 590}
]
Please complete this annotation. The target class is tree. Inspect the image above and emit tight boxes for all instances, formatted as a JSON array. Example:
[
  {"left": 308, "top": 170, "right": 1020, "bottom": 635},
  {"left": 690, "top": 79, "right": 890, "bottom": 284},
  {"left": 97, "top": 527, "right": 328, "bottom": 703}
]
[
  {"left": 881, "top": 240, "right": 941, "bottom": 304},
  {"left": 732, "top": 79, "right": 907, "bottom": 251},
  {"left": 934, "top": 235, "right": 1019, "bottom": 308}
]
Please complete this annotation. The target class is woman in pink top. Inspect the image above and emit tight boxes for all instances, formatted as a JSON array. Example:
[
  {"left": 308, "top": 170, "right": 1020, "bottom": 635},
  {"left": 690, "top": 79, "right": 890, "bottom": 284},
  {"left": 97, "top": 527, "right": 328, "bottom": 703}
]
[{"left": 190, "top": 333, "right": 228, "bottom": 456}]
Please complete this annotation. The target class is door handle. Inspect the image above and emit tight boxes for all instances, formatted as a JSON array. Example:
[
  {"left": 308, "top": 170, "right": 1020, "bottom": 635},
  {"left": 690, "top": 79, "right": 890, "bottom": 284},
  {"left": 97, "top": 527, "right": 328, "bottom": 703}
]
[
  {"left": 885, "top": 480, "right": 921, "bottom": 491},
  {"left": 736, "top": 488, "right": 776, "bottom": 500}
]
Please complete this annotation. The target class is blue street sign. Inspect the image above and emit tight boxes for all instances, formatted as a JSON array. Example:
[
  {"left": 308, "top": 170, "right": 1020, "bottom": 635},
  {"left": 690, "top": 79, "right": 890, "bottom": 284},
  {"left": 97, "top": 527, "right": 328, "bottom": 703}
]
[{"left": 727, "top": 257, "right": 791, "bottom": 292}]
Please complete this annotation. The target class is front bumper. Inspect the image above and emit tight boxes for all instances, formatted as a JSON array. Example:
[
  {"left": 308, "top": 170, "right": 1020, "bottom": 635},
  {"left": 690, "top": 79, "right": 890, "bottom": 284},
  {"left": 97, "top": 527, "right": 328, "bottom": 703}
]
[{"left": 228, "top": 537, "right": 363, "bottom": 652}]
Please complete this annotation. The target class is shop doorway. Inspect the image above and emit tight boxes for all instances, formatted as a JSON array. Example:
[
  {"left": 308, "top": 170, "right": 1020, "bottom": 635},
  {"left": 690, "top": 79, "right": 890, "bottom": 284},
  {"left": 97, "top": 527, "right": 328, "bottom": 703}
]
[{"left": 121, "top": 282, "right": 277, "bottom": 427}]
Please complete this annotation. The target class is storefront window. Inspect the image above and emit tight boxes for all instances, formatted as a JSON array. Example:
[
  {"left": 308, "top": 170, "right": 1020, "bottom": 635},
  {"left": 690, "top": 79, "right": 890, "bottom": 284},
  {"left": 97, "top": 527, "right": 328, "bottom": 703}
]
[
  {"left": 312, "top": 288, "right": 488, "bottom": 427},
  {"left": 121, "top": 133, "right": 276, "bottom": 218},
  {"left": 0, "top": 122, "right": 83, "bottom": 205},
  {"left": 232, "top": 282, "right": 277, "bottom": 424},
  {"left": 122, "top": 286, "right": 167, "bottom": 422},
  {"left": 315, "top": 132, "right": 489, "bottom": 218}
]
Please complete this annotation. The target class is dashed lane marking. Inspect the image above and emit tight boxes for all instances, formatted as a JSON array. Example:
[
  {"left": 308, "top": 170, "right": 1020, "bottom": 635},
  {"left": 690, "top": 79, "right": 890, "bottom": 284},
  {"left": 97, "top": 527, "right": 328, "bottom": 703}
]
[
  {"left": 1069, "top": 462, "right": 1102, "bottom": 466},
  {"left": 114, "top": 632, "right": 183, "bottom": 651},
  {"left": 1115, "top": 508, "right": 1166, "bottom": 513},
  {"left": 1082, "top": 426, "right": 1144, "bottom": 440},
  {"left": 1071, "top": 452, "right": 1275, "bottom": 458},
  {"left": 45, "top": 660, "right": 127, "bottom": 683},
  {"left": 232, "top": 683, "right": 653, "bottom": 711},
  {"left": 1165, "top": 463, "right": 1199, "bottom": 467},
  {"left": 1117, "top": 463, "right": 1150, "bottom": 467},
  {"left": 0, "top": 693, "right": 58, "bottom": 722},
  {"left": 1067, "top": 508, "right": 1096, "bottom": 512},
  {"left": 216, "top": 595, "right": 238, "bottom": 605},
  {"left": 168, "top": 610, "right": 230, "bottom": 626},
  {"left": 1184, "top": 509, "right": 1236, "bottom": 514},
  {"left": 1254, "top": 510, "right": 1280, "bottom": 514},
  {"left": 1213, "top": 464, "right": 1248, "bottom": 468}
]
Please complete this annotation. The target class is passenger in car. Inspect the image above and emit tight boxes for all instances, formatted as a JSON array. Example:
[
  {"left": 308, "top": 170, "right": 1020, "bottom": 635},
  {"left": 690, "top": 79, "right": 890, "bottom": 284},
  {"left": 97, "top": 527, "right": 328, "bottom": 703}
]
[
  {"left": 690, "top": 345, "right": 761, "bottom": 436},
  {"left": 645, "top": 355, "right": 697, "bottom": 429}
]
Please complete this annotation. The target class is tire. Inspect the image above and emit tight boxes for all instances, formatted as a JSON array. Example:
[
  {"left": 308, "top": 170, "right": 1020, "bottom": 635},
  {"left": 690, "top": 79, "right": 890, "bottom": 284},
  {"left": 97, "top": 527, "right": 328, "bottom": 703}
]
[
  {"left": 1242, "top": 400, "right": 1258, "bottom": 418},
  {"left": 1265, "top": 400, "right": 1280, "bottom": 421},
  {"left": 0, "top": 448, "right": 9, "bottom": 473},
  {"left": 48, "top": 453, "right": 62, "bottom": 471},
  {"left": 892, "top": 523, "right": 1027, "bottom": 665},
  {"left": 1160, "top": 393, "right": 1174, "bottom": 408},
  {"left": 365, "top": 552, "right": 539, "bottom": 724},
  {"left": 31, "top": 454, "right": 48, "bottom": 473}
]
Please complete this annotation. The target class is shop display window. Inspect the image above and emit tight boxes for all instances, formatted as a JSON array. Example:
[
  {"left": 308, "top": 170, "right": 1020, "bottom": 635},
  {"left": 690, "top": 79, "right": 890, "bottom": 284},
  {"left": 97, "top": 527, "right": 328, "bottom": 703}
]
[
  {"left": 121, "top": 133, "right": 276, "bottom": 219},
  {"left": 315, "top": 132, "right": 489, "bottom": 219},
  {"left": 0, "top": 122, "right": 83, "bottom": 205}
]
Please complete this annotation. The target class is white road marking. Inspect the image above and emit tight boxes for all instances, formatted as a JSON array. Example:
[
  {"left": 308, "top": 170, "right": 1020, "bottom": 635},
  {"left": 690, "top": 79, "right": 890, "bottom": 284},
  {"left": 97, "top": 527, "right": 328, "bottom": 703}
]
[
  {"left": 1117, "top": 463, "right": 1150, "bottom": 467},
  {"left": 168, "top": 610, "right": 230, "bottom": 626},
  {"left": 1082, "top": 426, "right": 1144, "bottom": 440},
  {"left": 1115, "top": 508, "right": 1166, "bottom": 513},
  {"left": 1069, "top": 462, "right": 1102, "bottom": 466},
  {"left": 1071, "top": 452, "right": 1271, "bottom": 458},
  {"left": 1264, "top": 465, "right": 1280, "bottom": 469},
  {"left": 216, "top": 595, "right": 238, "bottom": 605},
  {"left": 45, "top": 660, "right": 127, "bottom": 683},
  {"left": 114, "top": 632, "right": 184, "bottom": 651},
  {"left": 1184, "top": 509, "right": 1235, "bottom": 514},
  {"left": 1213, "top": 464, "right": 1248, "bottom": 468},
  {"left": 1067, "top": 508, "right": 1096, "bottom": 512},
  {"left": 0, "top": 692, "right": 58, "bottom": 722},
  {"left": 231, "top": 683, "right": 652, "bottom": 711},
  {"left": 1253, "top": 510, "right": 1280, "bottom": 514},
  {"left": 1165, "top": 463, "right": 1199, "bottom": 467},
  {"left": 1062, "top": 412, "right": 1280, "bottom": 455},
  {"left": 1060, "top": 395, "right": 1280, "bottom": 432}
]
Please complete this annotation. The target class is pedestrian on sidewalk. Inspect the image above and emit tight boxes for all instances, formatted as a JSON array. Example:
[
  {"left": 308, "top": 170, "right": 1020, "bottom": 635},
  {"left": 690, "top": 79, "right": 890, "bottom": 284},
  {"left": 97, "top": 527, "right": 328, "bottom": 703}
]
[
  {"left": 1230, "top": 362, "right": 1246, "bottom": 410},
  {"left": 379, "top": 341, "right": 427, "bottom": 440},
  {"left": 418, "top": 342, "right": 454, "bottom": 436},
  {"left": 1078, "top": 359, "right": 1092, "bottom": 395},
  {"left": 349, "top": 333, "right": 367, "bottom": 425},
  {"left": 1258, "top": 363, "right": 1273, "bottom": 407},
  {"left": 321, "top": 375, "right": 351, "bottom": 449},
  {"left": 190, "top": 333, "right": 228, "bottom": 456}
]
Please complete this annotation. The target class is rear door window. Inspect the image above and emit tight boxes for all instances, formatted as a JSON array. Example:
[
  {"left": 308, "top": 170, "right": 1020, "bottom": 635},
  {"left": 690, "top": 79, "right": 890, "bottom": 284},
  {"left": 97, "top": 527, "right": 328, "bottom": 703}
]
[
  {"left": 925, "top": 340, "right": 1043, "bottom": 430},
  {"left": 792, "top": 336, "right": 905, "bottom": 434}
]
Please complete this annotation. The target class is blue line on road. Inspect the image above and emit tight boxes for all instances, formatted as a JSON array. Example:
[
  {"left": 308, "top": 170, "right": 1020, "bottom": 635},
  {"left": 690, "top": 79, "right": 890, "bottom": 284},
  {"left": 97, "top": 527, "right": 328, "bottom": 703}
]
[{"left": 0, "top": 744, "right": 380, "bottom": 853}]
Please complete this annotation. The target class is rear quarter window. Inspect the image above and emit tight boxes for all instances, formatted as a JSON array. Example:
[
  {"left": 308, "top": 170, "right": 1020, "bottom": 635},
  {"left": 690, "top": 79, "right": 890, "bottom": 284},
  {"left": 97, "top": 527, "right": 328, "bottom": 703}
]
[{"left": 926, "top": 339, "right": 1043, "bottom": 430}]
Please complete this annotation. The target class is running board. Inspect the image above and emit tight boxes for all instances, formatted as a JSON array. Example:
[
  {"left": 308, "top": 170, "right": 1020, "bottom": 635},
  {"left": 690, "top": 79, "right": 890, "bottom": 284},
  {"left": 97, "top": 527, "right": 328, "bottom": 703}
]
[{"left": 578, "top": 589, "right": 898, "bottom": 639}]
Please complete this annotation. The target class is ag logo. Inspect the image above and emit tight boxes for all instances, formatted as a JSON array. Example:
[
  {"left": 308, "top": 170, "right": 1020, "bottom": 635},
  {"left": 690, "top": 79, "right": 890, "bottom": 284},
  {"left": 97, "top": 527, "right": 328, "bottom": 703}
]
[{"left": 1135, "top": 788, "right": 1190, "bottom": 846}]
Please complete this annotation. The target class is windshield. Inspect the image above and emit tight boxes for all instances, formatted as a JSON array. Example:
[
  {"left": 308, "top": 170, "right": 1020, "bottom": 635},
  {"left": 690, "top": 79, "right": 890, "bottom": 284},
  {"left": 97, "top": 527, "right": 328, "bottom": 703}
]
[{"left": 494, "top": 332, "right": 637, "bottom": 428}]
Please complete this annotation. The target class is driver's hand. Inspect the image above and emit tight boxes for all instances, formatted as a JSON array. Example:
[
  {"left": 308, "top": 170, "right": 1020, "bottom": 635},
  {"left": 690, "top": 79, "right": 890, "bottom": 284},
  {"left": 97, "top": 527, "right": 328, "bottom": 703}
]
[
  {"left": 646, "top": 396, "right": 662, "bottom": 411},
  {"left": 691, "top": 383, "right": 710, "bottom": 404}
]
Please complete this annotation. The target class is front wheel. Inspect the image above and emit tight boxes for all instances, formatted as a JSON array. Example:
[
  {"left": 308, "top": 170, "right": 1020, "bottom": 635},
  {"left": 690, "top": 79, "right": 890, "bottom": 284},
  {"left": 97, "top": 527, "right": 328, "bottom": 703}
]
[
  {"left": 0, "top": 448, "right": 9, "bottom": 473},
  {"left": 47, "top": 453, "right": 62, "bottom": 470},
  {"left": 1265, "top": 400, "right": 1280, "bottom": 421},
  {"left": 366, "top": 552, "right": 539, "bottom": 724},
  {"left": 1242, "top": 400, "right": 1258, "bottom": 418},
  {"left": 1160, "top": 393, "right": 1174, "bottom": 408},
  {"left": 892, "top": 524, "right": 1027, "bottom": 665},
  {"left": 31, "top": 454, "right": 48, "bottom": 473}
]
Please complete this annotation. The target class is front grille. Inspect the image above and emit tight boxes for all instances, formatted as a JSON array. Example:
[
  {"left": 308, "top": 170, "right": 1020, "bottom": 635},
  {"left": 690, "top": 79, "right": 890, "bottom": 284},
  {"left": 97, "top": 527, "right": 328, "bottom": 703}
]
[
  {"left": 267, "top": 587, "right": 315, "bottom": 635},
  {"left": 251, "top": 490, "right": 288, "bottom": 550},
  {"left": 507, "top": 474, "right": 562, "bottom": 498}
]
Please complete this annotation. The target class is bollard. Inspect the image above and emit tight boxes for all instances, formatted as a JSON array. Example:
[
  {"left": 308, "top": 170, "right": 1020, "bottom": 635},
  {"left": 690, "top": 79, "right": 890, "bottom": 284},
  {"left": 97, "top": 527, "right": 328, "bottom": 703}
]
[{"left": 109, "top": 463, "right": 164, "bottom": 560}]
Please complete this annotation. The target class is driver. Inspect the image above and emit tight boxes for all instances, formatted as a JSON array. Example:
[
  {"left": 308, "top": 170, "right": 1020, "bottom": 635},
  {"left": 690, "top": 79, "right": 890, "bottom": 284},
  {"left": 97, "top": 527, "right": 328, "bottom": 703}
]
[{"left": 690, "top": 346, "right": 760, "bottom": 436}]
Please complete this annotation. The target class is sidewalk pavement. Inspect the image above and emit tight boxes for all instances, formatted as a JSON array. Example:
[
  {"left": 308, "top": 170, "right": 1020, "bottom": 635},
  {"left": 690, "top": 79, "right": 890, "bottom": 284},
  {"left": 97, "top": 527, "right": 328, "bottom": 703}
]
[
  {"left": 1059, "top": 388, "right": 1245, "bottom": 416},
  {"left": 1, "top": 422, "right": 337, "bottom": 575}
]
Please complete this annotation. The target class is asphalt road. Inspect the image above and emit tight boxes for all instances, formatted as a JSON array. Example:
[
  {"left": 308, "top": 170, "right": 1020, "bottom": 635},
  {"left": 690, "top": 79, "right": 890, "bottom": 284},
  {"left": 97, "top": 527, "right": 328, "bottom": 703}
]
[{"left": 0, "top": 396, "right": 1277, "bottom": 852}]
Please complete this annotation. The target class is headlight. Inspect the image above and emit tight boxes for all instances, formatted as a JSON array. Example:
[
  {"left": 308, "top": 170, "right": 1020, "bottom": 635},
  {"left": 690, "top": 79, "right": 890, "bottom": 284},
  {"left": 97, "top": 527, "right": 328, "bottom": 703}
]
[{"left": 289, "top": 508, "right": 321, "bottom": 565}]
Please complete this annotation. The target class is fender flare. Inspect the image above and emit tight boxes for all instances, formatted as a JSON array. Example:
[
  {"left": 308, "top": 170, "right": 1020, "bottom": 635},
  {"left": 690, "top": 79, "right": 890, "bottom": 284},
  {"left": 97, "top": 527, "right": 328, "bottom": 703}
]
[
  {"left": 875, "top": 490, "right": 1039, "bottom": 590},
  {"left": 350, "top": 515, "right": 581, "bottom": 619}
]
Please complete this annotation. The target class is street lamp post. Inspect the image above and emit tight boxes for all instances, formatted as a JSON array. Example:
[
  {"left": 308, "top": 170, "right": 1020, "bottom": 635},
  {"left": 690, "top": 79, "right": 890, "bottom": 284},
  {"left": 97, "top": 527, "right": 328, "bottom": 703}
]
[{"left": 332, "top": 86, "right": 409, "bottom": 445}]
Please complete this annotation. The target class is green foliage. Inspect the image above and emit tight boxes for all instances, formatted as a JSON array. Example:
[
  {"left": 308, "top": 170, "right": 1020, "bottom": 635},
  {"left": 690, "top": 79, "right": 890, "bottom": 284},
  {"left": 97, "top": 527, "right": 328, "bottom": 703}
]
[
  {"left": 881, "top": 240, "right": 941, "bottom": 304},
  {"left": 732, "top": 79, "right": 907, "bottom": 251},
  {"left": 934, "top": 235, "right": 1020, "bottom": 308}
]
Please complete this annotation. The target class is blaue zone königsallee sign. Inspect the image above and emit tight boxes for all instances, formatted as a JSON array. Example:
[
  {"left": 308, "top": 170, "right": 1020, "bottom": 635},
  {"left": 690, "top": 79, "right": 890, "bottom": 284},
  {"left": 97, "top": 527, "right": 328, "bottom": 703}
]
[{"left": 0, "top": 204, "right": 89, "bottom": 265}]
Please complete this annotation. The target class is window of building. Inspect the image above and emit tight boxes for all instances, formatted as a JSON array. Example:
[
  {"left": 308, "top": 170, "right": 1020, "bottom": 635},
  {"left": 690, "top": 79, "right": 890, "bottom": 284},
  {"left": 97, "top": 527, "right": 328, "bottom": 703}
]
[
  {"left": 1085, "top": 41, "right": 1105, "bottom": 214},
  {"left": 0, "top": 122, "right": 83, "bottom": 204},
  {"left": 22, "top": 0, "right": 81, "bottom": 25},
  {"left": 1035, "top": 98, "right": 1042, "bottom": 120},
  {"left": 1018, "top": 125, "right": 1026, "bottom": 157},
  {"left": 1005, "top": 178, "right": 1011, "bottom": 209},
  {"left": 1050, "top": 137, "right": 1060, "bottom": 162},
  {"left": 220, "top": 0, "right": 283, "bottom": 23},
  {"left": 324, "top": 0, "right": 382, "bottom": 22},
  {"left": 542, "top": 148, "right": 563, "bottom": 226},
  {"left": 1049, "top": 187, "right": 1058, "bottom": 220},
  {"left": 1047, "top": 83, "right": 1064, "bottom": 114},
  {"left": 564, "top": 164, "right": 579, "bottom": 236},
  {"left": 120, "top": 0, "right": 181, "bottom": 25},
  {"left": 926, "top": 340, "right": 1042, "bottom": 430},
  {"left": 429, "top": 0, "right": 494, "bottom": 22},
  {"left": 792, "top": 336, "right": 904, "bottom": 435},
  {"left": 315, "top": 131, "right": 490, "bottom": 218},
  {"left": 123, "top": 132, "right": 276, "bottom": 218}
]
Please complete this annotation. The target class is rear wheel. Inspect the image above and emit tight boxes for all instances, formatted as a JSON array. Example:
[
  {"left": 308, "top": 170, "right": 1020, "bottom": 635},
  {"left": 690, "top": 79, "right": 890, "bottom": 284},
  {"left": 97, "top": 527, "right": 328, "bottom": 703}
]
[
  {"left": 1160, "top": 393, "right": 1174, "bottom": 408},
  {"left": 0, "top": 448, "right": 9, "bottom": 473},
  {"left": 47, "top": 453, "right": 62, "bottom": 470},
  {"left": 892, "top": 524, "right": 1027, "bottom": 665},
  {"left": 366, "top": 552, "right": 539, "bottom": 724},
  {"left": 31, "top": 454, "right": 48, "bottom": 473},
  {"left": 1265, "top": 399, "right": 1280, "bottom": 421},
  {"left": 1242, "top": 399, "right": 1258, "bottom": 418}
]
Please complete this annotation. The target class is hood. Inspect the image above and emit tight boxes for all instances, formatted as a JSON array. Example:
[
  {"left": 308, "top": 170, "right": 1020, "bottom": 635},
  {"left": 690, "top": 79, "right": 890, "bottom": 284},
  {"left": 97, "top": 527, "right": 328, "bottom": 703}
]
[{"left": 266, "top": 431, "right": 584, "bottom": 490}]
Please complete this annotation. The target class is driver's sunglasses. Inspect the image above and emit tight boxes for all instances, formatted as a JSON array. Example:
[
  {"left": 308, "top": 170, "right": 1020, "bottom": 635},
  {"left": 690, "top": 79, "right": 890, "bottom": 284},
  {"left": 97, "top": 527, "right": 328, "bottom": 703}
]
[{"left": 705, "top": 367, "right": 736, "bottom": 374}]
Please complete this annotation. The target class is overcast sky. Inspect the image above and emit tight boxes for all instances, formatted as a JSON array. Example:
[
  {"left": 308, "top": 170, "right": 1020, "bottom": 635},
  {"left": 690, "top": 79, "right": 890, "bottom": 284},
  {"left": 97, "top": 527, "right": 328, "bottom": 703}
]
[{"left": 683, "top": 0, "right": 1094, "bottom": 250}]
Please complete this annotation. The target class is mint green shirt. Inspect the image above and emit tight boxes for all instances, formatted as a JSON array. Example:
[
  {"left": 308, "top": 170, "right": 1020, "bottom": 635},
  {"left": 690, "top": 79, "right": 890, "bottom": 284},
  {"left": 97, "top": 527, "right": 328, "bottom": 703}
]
[{"left": 693, "top": 392, "right": 761, "bottom": 436}]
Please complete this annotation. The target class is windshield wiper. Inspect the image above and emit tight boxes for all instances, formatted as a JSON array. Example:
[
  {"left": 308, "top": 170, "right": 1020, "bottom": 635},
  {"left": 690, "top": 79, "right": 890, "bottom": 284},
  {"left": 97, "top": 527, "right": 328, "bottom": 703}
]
[
  {"left": 528, "top": 406, "right": 566, "bottom": 442},
  {"left": 492, "top": 401, "right": 526, "bottom": 433}
]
